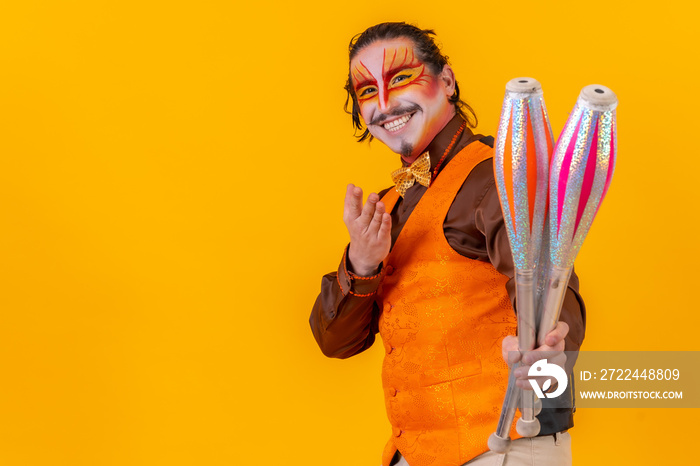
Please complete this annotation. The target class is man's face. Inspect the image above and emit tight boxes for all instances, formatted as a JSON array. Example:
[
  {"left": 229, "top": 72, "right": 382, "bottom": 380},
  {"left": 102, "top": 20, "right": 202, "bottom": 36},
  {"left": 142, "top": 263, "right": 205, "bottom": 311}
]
[{"left": 350, "top": 38, "right": 455, "bottom": 159}]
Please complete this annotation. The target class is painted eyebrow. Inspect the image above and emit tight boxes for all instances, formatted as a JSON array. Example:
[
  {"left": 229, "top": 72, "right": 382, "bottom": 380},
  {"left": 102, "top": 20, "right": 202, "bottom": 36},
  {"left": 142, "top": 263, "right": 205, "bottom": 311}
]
[
  {"left": 382, "top": 47, "right": 421, "bottom": 78},
  {"left": 352, "top": 61, "right": 377, "bottom": 90},
  {"left": 384, "top": 64, "right": 420, "bottom": 79},
  {"left": 354, "top": 79, "right": 376, "bottom": 91}
]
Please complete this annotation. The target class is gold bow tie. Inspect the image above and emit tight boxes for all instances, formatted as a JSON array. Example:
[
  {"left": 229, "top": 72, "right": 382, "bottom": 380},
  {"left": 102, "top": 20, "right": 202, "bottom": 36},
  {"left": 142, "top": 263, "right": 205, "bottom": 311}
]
[{"left": 391, "top": 152, "right": 431, "bottom": 197}]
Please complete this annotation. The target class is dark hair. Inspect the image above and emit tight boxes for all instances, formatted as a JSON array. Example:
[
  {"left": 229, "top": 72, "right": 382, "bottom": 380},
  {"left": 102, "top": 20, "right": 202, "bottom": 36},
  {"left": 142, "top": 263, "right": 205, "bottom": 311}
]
[{"left": 344, "top": 22, "right": 478, "bottom": 142}]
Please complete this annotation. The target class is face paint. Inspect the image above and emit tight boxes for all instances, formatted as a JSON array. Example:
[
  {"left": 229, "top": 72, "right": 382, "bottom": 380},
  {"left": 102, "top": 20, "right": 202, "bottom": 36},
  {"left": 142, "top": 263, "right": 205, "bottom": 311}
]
[
  {"left": 353, "top": 47, "right": 427, "bottom": 103},
  {"left": 350, "top": 38, "right": 455, "bottom": 159}
]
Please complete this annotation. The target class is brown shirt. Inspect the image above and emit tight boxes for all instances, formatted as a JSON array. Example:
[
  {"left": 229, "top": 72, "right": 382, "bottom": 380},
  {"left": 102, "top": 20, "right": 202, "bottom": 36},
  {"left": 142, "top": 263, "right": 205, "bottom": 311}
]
[{"left": 310, "top": 116, "right": 585, "bottom": 361}]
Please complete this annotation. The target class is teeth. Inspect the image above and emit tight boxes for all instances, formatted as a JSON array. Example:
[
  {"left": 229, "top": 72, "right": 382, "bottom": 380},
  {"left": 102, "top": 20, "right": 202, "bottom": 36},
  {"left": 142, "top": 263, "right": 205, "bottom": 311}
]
[{"left": 383, "top": 114, "right": 411, "bottom": 132}]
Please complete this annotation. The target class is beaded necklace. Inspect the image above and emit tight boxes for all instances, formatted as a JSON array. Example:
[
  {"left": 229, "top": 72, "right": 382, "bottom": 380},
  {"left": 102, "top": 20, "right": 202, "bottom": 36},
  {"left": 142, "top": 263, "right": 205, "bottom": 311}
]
[{"left": 432, "top": 120, "right": 466, "bottom": 181}]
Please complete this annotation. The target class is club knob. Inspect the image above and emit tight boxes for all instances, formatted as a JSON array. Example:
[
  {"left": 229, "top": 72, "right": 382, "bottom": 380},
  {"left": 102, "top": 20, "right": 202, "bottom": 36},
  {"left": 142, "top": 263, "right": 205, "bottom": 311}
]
[
  {"left": 516, "top": 417, "right": 541, "bottom": 437},
  {"left": 488, "top": 433, "right": 512, "bottom": 453},
  {"left": 579, "top": 84, "right": 618, "bottom": 111},
  {"left": 505, "top": 77, "right": 542, "bottom": 95}
]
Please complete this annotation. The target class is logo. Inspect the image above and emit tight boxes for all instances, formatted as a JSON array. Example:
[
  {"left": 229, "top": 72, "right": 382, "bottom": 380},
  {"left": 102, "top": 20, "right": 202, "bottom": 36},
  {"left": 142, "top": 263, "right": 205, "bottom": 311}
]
[{"left": 527, "top": 359, "right": 568, "bottom": 399}]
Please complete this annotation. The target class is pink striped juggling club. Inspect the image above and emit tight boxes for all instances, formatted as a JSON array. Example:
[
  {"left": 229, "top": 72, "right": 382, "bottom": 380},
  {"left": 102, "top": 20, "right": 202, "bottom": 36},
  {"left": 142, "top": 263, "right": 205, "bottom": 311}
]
[
  {"left": 537, "top": 85, "right": 618, "bottom": 345},
  {"left": 488, "top": 78, "right": 554, "bottom": 453}
]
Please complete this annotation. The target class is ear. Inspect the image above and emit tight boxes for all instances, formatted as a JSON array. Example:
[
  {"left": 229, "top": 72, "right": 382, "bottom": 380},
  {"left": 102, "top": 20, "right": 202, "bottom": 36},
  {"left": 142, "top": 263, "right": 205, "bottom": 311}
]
[{"left": 439, "top": 65, "right": 456, "bottom": 96}]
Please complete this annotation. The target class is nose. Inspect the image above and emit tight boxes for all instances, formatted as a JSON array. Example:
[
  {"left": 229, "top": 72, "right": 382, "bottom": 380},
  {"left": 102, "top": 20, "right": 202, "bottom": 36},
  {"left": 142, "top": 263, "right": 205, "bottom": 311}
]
[{"left": 377, "top": 87, "right": 396, "bottom": 112}]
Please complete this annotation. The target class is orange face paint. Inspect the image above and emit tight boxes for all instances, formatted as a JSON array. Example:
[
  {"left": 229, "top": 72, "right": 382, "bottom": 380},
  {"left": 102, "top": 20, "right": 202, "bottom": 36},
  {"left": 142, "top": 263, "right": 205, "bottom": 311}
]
[
  {"left": 349, "top": 38, "right": 454, "bottom": 159},
  {"left": 353, "top": 46, "right": 429, "bottom": 103}
]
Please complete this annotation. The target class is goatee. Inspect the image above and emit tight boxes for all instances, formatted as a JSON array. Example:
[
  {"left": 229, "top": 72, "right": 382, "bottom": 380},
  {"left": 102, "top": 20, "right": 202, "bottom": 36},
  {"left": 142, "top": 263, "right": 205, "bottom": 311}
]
[{"left": 400, "top": 141, "right": 414, "bottom": 158}]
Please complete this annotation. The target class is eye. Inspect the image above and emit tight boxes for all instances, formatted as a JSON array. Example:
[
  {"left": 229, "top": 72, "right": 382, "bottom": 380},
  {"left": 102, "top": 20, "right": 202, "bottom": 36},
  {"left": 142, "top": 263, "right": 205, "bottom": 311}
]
[
  {"left": 357, "top": 86, "right": 377, "bottom": 99},
  {"left": 360, "top": 87, "right": 376, "bottom": 96},
  {"left": 387, "top": 65, "right": 424, "bottom": 89}
]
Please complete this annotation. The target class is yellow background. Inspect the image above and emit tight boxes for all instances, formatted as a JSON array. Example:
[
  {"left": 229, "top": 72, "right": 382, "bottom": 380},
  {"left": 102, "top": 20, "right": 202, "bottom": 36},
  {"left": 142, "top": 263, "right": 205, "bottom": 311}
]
[{"left": 0, "top": 1, "right": 697, "bottom": 464}]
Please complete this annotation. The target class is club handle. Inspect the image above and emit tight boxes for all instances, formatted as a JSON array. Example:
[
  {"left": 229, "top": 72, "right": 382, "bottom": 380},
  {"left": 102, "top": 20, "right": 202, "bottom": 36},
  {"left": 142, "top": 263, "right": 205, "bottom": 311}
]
[
  {"left": 514, "top": 269, "right": 539, "bottom": 435},
  {"left": 489, "top": 366, "right": 520, "bottom": 453},
  {"left": 515, "top": 268, "right": 537, "bottom": 353},
  {"left": 537, "top": 265, "right": 573, "bottom": 347}
]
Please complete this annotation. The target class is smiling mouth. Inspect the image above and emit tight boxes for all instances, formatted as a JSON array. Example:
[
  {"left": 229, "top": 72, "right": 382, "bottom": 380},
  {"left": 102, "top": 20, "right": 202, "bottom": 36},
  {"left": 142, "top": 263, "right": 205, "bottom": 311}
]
[{"left": 383, "top": 114, "right": 413, "bottom": 132}]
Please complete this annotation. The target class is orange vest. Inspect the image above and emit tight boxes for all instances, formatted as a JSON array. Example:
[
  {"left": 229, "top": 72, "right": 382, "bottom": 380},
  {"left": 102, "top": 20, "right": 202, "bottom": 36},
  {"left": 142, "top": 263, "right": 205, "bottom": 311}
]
[{"left": 377, "top": 142, "right": 520, "bottom": 466}]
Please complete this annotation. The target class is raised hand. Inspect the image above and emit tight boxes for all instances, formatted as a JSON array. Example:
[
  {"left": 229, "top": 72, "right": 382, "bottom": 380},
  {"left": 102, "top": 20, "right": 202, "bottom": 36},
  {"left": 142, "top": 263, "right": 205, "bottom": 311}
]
[{"left": 343, "top": 184, "right": 392, "bottom": 277}]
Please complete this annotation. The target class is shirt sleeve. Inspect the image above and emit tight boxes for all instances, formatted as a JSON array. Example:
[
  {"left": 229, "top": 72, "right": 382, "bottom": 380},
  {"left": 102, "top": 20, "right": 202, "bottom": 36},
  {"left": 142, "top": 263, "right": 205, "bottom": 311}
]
[
  {"left": 444, "top": 158, "right": 587, "bottom": 356},
  {"left": 309, "top": 245, "right": 383, "bottom": 359}
]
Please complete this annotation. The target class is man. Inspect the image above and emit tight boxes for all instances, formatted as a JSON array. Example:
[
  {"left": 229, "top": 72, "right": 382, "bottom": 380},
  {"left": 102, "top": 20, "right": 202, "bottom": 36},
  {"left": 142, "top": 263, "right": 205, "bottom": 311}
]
[{"left": 310, "top": 22, "right": 585, "bottom": 466}]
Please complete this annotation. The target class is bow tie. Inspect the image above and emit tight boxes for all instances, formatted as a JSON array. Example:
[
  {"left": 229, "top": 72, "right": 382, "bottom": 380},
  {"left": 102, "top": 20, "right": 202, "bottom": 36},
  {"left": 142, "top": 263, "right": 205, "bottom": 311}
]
[{"left": 391, "top": 152, "right": 431, "bottom": 197}]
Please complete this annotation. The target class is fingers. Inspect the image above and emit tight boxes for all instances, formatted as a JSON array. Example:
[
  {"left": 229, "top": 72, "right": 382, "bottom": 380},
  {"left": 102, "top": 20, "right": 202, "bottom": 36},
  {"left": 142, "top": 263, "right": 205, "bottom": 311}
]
[
  {"left": 359, "top": 192, "right": 379, "bottom": 227},
  {"left": 519, "top": 322, "right": 568, "bottom": 365},
  {"left": 344, "top": 184, "right": 363, "bottom": 223},
  {"left": 342, "top": 185, "right": 391, "bottom": 276},
  {"left": 544, "top": 321, "right": 569, "bottom": 347},
  {"left": 522, "top": 342, "right": 565, "bottom": 366},
  {"left": 515, "top": 354, "right": 568, "bottom": 392},
  {"left": 344, "top": 185, "right": 387, "bottom": 232},
  {"left": 517, "top": 376, "right": 551, "bottom": 391},
  {"left": 549, "top": 352, "right": 567, "bottom": 369},
  {"left": 502, "top": 321, "right": 569, "bottom": 369},
  {"left": 508, "top": 323, "right": 569, "bottom": 392},
  {"left": 515, "top": 352, "right": 567, "bottom": 377},
  {"left": 501, "top": 335, "right": 521, "bottom": 365},
  {"left": 377, "top": 212, "right": 392, "bottom": 241},
  {"left": 367, "top": 201, "right": 386, "bottom": 234}
]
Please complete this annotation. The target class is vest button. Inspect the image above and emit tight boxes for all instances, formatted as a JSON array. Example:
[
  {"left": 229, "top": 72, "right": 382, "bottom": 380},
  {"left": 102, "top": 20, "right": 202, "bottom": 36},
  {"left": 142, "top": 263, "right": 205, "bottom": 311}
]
[
  {"left": 386, "top": 265, "right": 394, "bottom": 276},
  {"left": 393, "top": 427, "right": 402, "bottom": 437},
  {"left": 384, "top": 303, "right": 392, "bottom": 313},
  {"left": 387, "top": 346, "right": 395, "bottom": 355},
  {"left": 389, "top": 387, "right": 397, "bottom": 397}
]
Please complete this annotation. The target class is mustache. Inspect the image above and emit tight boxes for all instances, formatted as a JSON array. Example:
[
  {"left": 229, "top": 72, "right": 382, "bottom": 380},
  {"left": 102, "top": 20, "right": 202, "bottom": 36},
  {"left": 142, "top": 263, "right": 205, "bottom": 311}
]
[{"left": 369, "top": 104, "right": 421, "bottom": 126}]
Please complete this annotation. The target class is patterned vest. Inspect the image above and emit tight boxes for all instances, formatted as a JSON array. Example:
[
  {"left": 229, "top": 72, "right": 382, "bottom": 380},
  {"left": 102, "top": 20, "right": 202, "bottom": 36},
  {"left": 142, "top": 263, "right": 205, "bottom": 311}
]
[{"left": 378, "top": 142, "right": 520, "bottom": 466}]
